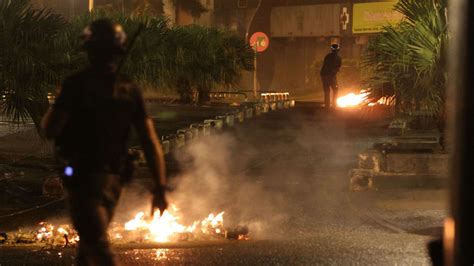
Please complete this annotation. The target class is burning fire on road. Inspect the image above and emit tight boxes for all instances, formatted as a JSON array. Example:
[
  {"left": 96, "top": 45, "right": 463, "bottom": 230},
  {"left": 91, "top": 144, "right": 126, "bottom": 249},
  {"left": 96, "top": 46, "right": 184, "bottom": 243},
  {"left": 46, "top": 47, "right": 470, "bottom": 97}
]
[
  {"left": 1, "top": 205, "right": 249, "bottom": 247},
  {"left": 120, "top": 206, "right": 226, "bottom": 243},
  {"left": 337, "top": 90, "right": 393, "bottom": 108},
  {"left": 337, "top": 91, "right": 370, "bottom": 108}
]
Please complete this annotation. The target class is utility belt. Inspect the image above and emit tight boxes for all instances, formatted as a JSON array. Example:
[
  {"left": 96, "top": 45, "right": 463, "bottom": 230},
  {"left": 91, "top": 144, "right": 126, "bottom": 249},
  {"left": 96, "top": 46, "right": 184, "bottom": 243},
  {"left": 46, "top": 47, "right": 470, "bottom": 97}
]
[{"left": 57, "top": 150, "right": 141, "bottom": 187}]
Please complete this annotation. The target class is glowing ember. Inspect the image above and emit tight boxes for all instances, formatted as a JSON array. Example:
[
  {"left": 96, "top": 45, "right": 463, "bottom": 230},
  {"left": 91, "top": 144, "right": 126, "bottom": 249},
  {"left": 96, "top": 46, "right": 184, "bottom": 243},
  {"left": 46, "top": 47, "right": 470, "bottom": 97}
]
[
  {"left": 34, "top": 222, "right": 79, "bottom": 245},
  {"left": 337, "top": 91, "right": 369, "bottom": 108}
]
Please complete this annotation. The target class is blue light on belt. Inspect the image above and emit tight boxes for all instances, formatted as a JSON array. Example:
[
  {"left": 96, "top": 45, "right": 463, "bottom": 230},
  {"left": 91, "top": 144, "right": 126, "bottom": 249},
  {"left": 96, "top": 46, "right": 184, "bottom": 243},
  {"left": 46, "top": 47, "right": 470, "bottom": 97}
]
[{"left": 64, "top": 166, "right": 74, "bottom": 177}]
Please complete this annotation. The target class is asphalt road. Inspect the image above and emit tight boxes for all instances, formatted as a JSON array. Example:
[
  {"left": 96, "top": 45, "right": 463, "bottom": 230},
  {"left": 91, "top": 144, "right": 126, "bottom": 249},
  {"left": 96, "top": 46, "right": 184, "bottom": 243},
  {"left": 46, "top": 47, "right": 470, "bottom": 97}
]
[{"left": 0, "top": 105, "right": 445, "bottom": 265}]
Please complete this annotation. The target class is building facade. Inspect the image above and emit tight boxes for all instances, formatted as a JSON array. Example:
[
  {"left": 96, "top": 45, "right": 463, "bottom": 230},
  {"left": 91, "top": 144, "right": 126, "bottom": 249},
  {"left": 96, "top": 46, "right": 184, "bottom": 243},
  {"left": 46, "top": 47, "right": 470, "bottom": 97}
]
[
  {"left": 31, "top": 0, "right": 89, "bottom": 17},
  {"left": 31, "top": 0, "right": 400, "bottom": 93},
  {"left": 211, "top": 0, "right": 401, "bottom": 92}
]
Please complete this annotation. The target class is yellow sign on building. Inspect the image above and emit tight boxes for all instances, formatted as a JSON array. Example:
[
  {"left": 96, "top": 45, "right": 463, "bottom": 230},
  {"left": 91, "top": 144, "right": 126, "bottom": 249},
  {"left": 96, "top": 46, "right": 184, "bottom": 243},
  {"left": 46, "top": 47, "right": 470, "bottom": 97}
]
[{"left": 352, "top": 1, "right": 403, "bottom": 34}]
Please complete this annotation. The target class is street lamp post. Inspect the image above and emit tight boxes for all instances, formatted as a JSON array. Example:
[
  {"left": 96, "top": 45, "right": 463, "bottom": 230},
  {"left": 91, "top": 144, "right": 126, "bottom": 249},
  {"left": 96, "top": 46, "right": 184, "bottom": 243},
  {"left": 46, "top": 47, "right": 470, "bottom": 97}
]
[
  {"left": 88, "top": 0, "right": 94, "bottom": 12},
  {"left": 448, "top": 0, "right": 474, "bottom": 265},
  {"left": 253, "top": 44, "right": 258, "bottom": 98},
  {"left": 245, "top": 0, "right": 263, "bottom": 99},
  {"left": 245, "top": 0, "right": 262, "bottom": 44}
]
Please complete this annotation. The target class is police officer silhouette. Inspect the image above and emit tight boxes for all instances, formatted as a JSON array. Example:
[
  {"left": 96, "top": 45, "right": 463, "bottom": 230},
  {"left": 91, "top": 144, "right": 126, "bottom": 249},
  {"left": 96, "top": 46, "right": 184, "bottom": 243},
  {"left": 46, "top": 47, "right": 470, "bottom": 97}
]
[
  {"left": 42, "top": 19, "right": 167, "bottom": 265},
  {"left": 320, "top": 44, "right": 342, "bottom": 109}
]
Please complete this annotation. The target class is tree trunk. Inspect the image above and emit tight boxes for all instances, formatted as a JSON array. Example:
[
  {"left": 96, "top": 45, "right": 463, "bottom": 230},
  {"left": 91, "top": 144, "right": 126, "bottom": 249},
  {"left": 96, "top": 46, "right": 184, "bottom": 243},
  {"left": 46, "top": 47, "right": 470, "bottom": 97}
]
[
  {"left": 197, "top": 86, "right": 211, "bottom": 104},
  {"left": 25, "top": 97, "right": 50, "bottom": 138},
  {"left": 177, "top": 78, "right": 193, "bottom": 104}
]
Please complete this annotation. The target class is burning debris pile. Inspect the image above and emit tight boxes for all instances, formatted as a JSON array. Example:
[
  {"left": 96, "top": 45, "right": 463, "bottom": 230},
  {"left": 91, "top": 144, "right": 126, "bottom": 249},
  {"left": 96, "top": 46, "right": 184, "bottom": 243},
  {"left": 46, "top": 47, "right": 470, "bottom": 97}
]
[
  {"left": 337, "top": 90, "right": 393, "bottom": 108},
  {"left": 0, "top": 205, "right": 249, "bottom": 247},
  {"left": 0, "top": 223, "right": 78, "bottom": 246},
  {"left": 337, "top": 91, "right": 371, "bottom": 108},
  {"left": 115, "top": 209, "right": 228, "bottom": 243}
]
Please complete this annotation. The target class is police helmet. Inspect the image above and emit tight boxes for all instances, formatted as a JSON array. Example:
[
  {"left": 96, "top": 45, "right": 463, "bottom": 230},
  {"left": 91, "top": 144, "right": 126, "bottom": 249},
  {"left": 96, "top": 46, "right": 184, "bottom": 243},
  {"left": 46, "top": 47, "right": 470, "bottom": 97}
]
[
  {"left": 331, "top": 43, "right": 340, "bottom": 52},
  {"left": 82, "top": 19, "right": 127, "bottom": 54}
]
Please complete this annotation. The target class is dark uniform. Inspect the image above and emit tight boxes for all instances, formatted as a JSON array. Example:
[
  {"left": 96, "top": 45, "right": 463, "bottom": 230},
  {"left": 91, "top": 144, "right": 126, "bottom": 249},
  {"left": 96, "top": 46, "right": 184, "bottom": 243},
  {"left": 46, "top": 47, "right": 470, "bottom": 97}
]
[
  {"left": 320, "top": 47, "right": 342, "bottom": 109},
  {"left": 54, "top": 67, "right": 145, "bottom": 265},
  {"left": 42, "top": 19, "right": 167, "bottom": 266}
]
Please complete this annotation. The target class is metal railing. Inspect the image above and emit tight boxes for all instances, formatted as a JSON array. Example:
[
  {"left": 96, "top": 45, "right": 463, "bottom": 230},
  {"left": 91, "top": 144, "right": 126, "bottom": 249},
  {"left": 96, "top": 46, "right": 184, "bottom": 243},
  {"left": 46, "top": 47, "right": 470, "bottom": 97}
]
[
  {"left": 209, "top": 91, "right": 248, "bottom": 101},
  {"left": 260, "top": 92, "right": 290, "bottom": 102}
]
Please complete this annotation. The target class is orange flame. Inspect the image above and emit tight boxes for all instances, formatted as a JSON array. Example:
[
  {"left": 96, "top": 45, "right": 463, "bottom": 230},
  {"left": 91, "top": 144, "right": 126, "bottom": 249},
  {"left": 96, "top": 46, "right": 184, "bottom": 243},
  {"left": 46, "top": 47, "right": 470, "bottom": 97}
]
[
  {"left": 122, "top": 205, "right": 226, "bottom": 243},
  {"left": 337, "top": 90, "right": 393, "bottom": 108},
  {"left": 337, "top": 91, "right": 369, "bottom": 108}
]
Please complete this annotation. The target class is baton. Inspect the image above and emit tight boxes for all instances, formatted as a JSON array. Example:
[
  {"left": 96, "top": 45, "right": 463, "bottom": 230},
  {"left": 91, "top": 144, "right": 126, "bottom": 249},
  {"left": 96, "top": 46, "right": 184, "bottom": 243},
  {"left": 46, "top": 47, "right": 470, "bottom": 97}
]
[{"left": 117, "top": 23, "right": 145, "bottom": 73}]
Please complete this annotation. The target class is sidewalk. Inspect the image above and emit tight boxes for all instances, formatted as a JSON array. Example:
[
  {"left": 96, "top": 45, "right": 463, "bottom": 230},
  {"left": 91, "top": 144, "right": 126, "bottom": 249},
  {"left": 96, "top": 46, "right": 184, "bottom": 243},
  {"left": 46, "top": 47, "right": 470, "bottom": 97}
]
[{"left": 349, "top": 189, "right": 446, "bottom": 237}]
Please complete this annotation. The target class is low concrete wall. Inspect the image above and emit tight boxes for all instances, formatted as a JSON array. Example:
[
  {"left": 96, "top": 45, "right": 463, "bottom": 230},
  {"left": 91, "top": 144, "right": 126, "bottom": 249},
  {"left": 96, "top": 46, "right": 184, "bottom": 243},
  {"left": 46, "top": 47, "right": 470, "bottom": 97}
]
[
  {"left": 358, "top": 149, "right": 449, "bottom": 175},
  {"left": 351, "top": 148, "right": 449, "bottom": 191},
  {"left": 385, "top": 153, "right": 448, "bottom": 175},
  {"left": 350, "top": 170, "right": 447, "bottom": 191},
  {"left": 358, "top": 149, "right": 385, "bottom": 173}
]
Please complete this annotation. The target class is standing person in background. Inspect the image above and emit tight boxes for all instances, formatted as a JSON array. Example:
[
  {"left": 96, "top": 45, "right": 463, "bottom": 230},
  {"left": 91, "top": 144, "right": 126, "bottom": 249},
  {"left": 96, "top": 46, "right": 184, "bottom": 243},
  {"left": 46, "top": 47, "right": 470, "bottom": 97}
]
[
  {"left": 41, "top": 19, "right": 168, "bottom": 266},
  {"left": 320, "top": 44, "right": 342, "bottom": 109}
]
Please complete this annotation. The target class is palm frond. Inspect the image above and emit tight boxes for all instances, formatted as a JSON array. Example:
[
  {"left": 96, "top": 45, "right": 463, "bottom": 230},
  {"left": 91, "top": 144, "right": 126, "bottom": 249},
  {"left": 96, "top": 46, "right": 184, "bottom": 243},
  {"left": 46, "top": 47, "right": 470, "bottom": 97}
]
[
  {"left": 362, "top": 0, "right": 447, "bottom": 117},
  {"left": 0, "top": 0, "right": 67, "bottom": 130}
]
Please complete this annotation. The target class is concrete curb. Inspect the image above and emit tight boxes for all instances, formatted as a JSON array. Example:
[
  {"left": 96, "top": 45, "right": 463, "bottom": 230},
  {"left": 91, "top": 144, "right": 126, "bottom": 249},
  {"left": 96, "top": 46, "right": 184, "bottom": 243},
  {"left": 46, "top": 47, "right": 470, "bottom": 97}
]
[{"left": 350, "top": 169, "right": 447, "bottom": 191}]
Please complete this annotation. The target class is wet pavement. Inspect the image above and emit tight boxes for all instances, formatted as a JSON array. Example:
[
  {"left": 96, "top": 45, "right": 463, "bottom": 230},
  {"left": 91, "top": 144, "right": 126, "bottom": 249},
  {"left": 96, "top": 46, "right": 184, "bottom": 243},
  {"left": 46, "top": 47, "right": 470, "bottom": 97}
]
[{"left": 0, "top": 105, "right": 445, "bottom": 265}]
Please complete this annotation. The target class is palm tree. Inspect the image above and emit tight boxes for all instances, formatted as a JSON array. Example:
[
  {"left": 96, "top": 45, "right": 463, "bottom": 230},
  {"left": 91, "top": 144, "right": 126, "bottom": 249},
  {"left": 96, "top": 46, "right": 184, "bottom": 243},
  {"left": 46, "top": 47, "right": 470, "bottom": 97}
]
[
  {"left": 0, "top": 0, "right": 67, "bottom": 131},
  {"left": 168, "top": 25, "right": 253, "bottom": 103},
  {"left": 0, "top": 1, "right": 253, "bottom": 135},
  {"left": 362, "top": 0, "right": 447, "bottom": 119},
  {"left": 67, "top": 12, "right": 253, "bottom": 104}
]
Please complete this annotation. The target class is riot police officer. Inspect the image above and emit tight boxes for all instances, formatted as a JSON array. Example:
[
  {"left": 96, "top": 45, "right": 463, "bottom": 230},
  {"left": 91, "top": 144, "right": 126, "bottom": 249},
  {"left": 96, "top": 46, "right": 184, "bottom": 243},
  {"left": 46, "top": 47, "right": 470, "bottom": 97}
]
[
  {"left": 320, "top": 43, "right": 342, "bottom": 109},
  {"left": 41, "top": 19, "right": 168, "bottom": 265}
]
